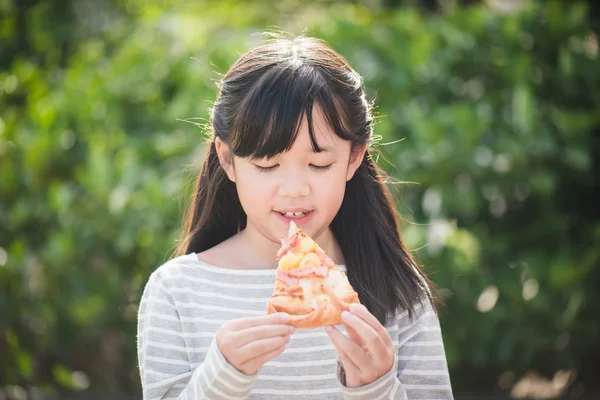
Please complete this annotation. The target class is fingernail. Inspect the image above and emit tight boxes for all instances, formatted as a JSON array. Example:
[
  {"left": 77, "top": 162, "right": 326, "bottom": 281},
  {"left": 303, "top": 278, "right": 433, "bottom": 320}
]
[
  {"left": 279, "top": 313, "right": 290, "bottom": 322},
  {"left": 325, "top": 325, "right": 332, "bottom": 332},
  {"left": 349, "top": 303, "right": 362, "bottom": 313},
  {"left": 342, "top": 311, "right": 354, "bottom": 321},
  {"left": 288, "top": 326, "right": 296, "bottom": 334}
]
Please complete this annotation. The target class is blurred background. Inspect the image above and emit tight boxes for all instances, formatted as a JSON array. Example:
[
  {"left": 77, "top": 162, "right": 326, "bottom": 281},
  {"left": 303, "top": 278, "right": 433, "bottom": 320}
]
[{"left": 1, "top": 0, "right": 599, "bottom": 399}]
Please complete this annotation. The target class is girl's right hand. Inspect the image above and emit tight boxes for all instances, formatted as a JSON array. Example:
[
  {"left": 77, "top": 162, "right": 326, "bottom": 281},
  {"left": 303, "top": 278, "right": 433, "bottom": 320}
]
[{"left": 216, "top": 312, "right": 295, "bottom": 375}]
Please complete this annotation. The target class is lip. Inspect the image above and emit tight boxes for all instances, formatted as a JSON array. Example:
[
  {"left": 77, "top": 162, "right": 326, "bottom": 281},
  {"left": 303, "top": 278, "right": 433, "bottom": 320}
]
[{"left": 274, "top": 209, "right": 314, "bottom": 225}]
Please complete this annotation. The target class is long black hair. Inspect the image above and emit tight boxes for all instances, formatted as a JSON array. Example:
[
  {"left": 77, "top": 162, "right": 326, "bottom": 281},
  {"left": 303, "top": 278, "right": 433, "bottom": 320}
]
[{"left": 175, "top": 35, "right": 435, "bottom": 323}]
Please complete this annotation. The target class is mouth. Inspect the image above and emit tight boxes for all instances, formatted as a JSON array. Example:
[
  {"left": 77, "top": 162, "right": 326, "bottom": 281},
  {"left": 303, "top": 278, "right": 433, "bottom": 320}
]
[{"left": 274, "top": 209, "right": 314, "bottom": 222}]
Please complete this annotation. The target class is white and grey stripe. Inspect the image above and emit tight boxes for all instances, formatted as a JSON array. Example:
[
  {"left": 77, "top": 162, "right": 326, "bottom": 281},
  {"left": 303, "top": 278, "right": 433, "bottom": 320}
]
[{"left": 137, "top": 253, "right": 454, "bottom": 399}]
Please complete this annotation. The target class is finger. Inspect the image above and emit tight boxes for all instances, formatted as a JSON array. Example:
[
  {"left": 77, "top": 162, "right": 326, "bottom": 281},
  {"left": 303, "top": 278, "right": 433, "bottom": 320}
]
[
  {"left": 325, "top": 325, "right": 371, "bottom": 372},
  {"left": 232, "top": 324, "right": 295, "bottom": 347},
  {"left": 344, "top": 323, "right": 367, "bottom": 351},
  {"left": 240, "top": 344, "right": 286, "bottom": 374},
  {"left": 228, "top": 313, "right": 290, "bottom": 331},
  {"left": 349, "top": 303, "right": 394, "bottom": 348},
  {"left": 342, "top": 311, "right": 389, "bottom": 362},
  {"left": 326, "top": 326, "right": 360, "bottom": 373},
  {"left": 337, "top": 346, "right": 359, "bottom": 379},
  {"left": 237, "top": 335, "right": 290, "bottom": 364}
]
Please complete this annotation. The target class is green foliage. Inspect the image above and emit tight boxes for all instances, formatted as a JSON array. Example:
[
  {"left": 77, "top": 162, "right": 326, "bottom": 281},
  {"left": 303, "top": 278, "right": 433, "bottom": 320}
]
[
  {"left": 1, "top": 0, "right": 599, "bottom": 397},
  {"left": 312, "top": 2, "right": 600, "bottom": 391}
]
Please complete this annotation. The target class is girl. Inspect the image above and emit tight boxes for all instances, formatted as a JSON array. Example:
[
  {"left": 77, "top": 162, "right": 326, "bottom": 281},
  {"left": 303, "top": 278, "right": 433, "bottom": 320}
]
[{"left": 137, "top": 35, "right": 454, "bottom": 399}]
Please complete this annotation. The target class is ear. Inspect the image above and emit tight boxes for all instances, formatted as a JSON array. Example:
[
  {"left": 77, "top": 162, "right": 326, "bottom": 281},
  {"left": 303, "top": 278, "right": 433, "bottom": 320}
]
[
  {"left": 346, "top": 144, "right": 367, "bottom": 181},
  {"left": 215, "top": 137, "right": 236, "bottom": 182}
]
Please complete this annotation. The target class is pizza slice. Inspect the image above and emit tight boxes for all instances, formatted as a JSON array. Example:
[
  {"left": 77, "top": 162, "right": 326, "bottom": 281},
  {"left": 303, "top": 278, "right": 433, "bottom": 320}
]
[{"left": 266, "top": 221, "right": 360, "bottom": 329}]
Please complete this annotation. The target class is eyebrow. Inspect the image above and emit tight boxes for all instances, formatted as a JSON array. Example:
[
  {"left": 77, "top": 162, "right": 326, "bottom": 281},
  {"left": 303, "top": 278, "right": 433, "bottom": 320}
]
[{"left": 307, "top": 146, "right": 331, "bottom": 153}]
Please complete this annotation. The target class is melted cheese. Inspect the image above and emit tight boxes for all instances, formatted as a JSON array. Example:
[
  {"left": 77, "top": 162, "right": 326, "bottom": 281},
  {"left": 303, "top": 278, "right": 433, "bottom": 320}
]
[
  {"left": 324, "top": 269, "right": 349, "bottom": 297},
  {"left": 298, "top": 278, "right": 318, "bottom": 308},
  {"left": 296, "top": 269, "right": 350, "bottom": 308},
  {"left": 298, "top": 253, "right": 320, "bottom": 269}
]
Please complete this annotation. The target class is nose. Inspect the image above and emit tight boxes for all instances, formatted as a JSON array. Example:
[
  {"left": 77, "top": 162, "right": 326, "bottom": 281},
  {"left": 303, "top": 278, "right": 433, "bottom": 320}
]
[{"left": 278, "top": 168, "right": 311, "bottom": 198}]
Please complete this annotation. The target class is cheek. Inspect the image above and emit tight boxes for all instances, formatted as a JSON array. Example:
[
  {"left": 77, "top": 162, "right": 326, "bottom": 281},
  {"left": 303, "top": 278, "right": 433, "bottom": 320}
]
[
  {"left": 314, "top": 170, "right": 347, "bottom": 212},
  {"left": 232, "top": 168, "right": 274, "bottom": 207}
]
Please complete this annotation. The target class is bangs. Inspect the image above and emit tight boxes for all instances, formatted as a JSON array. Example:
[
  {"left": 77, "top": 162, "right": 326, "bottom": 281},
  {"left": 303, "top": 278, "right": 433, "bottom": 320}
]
[{"left": 229, "top": 64, "right": 354, "bottom": 159}]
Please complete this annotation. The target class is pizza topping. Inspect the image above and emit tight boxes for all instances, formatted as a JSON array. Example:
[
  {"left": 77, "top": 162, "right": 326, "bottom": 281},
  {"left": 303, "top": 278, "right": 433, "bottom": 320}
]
[
  {"left": 298, "top": 252, "right": 320, "bottom": 268},
  {"left": 276, "top": 234, "right": 300, "bottom": 260},
  {"left": 277, "top": 222, "right": 316, "bottom": 259},
  {"left": 284, "top": 265, "right": 328, "bottom": 278},
  {"left": 278, "top": 251, "right": 302, "bottom": 271},
  {"left": 300, "top": 236, "right": 316, "bottom": 252},
  {"left": 278, "top": 243, "right": 329, "bottom": 271},
  {"left": 276, "top": 268, "right": 299, "bottom": 286},
  {"left": 317, "top": 248, "right": 336, "bottom": 268},
  {"left": 277, "top": 264, "right": 328, "bottom": 284}
]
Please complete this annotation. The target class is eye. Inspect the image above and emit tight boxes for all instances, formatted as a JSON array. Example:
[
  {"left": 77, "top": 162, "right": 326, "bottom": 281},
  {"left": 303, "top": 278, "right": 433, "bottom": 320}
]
[
  {"left": 254, "top": 164, "right": 279, "bottom": 172},
  {"left": 310, "top": 163, "right": 334, "bottom": 171}
]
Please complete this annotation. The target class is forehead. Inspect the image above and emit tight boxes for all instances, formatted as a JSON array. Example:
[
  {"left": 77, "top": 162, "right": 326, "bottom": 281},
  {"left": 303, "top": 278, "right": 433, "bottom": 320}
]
[{"left": 291, "top": 105, "right": 345, "bottom": 153}]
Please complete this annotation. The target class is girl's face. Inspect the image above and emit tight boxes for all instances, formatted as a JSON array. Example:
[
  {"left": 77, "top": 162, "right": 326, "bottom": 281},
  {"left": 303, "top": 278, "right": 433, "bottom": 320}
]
[{"left": 216, "top": 106, "right": 365, "bottom": 246}]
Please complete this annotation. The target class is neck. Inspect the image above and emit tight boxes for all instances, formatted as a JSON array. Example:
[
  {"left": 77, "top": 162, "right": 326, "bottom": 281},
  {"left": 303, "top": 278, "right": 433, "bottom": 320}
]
[
  {"left": 237, "top": 221, "right": 345, "bottom": 269},
  {"left": 236, "top": 227, "right": 280, "bottom": 269}
]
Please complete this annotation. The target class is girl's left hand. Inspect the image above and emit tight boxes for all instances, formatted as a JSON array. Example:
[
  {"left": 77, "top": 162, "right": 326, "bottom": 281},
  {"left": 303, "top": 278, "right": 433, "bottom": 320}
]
[{"left": 325, "top": 303, "right": 395, "bottom": 388}]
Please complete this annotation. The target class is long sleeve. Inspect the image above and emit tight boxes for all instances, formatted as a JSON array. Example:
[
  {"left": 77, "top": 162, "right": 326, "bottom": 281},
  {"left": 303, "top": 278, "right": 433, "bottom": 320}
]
[
  {"left": 137, "top": 271, "right": 257, "bottom": 399},
  {"left": 336, "top": 299, "right": 454, "bottom": 399}
]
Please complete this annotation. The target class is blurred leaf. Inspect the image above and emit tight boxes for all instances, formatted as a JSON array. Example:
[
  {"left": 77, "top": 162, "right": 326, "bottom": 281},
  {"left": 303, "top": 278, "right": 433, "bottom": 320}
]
[
  {"left": 52, "top": 364, "right": 80, "bottom": 391},
  {"left": 2, "top": 0, "right": 599, "bottom": 396}
]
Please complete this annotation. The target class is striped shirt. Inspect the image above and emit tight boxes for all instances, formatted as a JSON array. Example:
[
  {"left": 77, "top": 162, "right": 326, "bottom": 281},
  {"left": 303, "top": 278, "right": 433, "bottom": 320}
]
[{"left": 137, "top": 252, "right": 454, "bottom": 399}]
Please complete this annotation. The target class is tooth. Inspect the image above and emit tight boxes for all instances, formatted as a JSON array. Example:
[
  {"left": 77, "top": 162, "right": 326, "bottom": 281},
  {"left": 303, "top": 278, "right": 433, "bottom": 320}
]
[{"left": 282, "top": 211, "right": 307, "bottom": 218}]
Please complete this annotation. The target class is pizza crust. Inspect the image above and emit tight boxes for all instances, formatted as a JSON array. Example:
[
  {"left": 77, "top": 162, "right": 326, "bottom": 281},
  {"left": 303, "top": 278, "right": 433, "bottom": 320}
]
[{"left": 268, "top": 287, "right": 359, "bottom": 328}]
